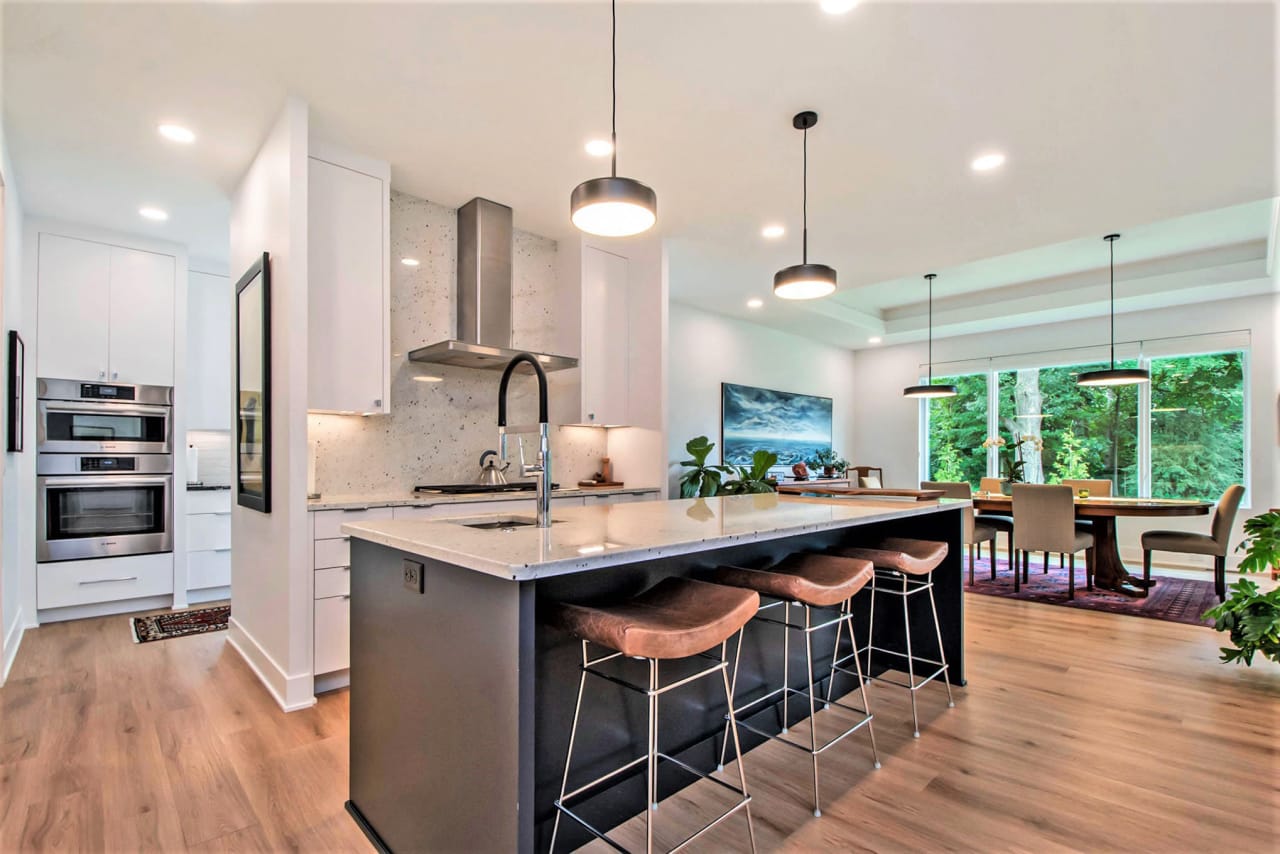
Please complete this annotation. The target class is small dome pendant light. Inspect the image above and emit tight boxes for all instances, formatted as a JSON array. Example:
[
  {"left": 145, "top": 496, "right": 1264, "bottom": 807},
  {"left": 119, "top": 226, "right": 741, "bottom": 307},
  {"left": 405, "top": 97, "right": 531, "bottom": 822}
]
[
  {"left": 903, "top": 274, "right": 958, "bottom": 398},
  {"left": 1077, "top": 234, "right": 1150, "bottom": 387},
  {"left": 774, "top": 111, "right": 836, "bottom": 300},
  {"left": 570, "top": 0, "right": 656, "bottom": 237}
]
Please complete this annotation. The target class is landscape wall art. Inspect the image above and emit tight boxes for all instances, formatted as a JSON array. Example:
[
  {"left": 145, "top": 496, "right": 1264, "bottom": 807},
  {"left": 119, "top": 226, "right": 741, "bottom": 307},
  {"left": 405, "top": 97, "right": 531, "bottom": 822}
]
[{"left": 720, "top": 382, "right": 833, "bottom": 467}]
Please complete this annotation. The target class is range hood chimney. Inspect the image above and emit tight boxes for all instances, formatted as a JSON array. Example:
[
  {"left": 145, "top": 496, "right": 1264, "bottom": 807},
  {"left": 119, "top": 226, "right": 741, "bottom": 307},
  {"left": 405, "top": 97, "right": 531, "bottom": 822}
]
[{"left": 408, "top": 197, "right": 578, "bottom": 371}]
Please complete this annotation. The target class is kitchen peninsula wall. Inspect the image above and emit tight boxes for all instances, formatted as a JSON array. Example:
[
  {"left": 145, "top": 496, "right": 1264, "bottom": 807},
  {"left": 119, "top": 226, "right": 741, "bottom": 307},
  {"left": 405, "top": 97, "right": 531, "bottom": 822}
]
[{"left": 307, "top": 190, "right": 607, "bottom": 495}]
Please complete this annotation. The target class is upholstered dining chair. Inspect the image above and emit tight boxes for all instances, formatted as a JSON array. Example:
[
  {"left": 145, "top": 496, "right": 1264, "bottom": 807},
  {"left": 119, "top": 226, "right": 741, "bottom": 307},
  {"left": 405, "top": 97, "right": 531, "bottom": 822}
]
[
  {"left": 922, "top": 481, "right": 997, "bottom": 585},
  {"left": 1053, "top": 479, "right": 1114, "bottom": 567},
  {"left": 859, "top": 476, "right": 883, "bottom": 488},
  {"left": 1141, "top": 484, "right": 1245, "bottom": 601},
  {"left": 976, "top": 477, "right": 1015, "bottom": 568},
  {"left": 1011, "top": 484, "right": 1095, "bottom": 599}
]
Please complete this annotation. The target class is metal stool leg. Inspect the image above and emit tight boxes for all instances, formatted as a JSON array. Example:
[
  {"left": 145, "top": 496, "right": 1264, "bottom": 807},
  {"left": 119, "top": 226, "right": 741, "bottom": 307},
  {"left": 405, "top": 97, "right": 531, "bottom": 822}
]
[
  {"left": 847, "top": 619, "right": 881, "bottom": 769},
  {"left": 717, "top": 627, "right": 745, "bottom": 773},
  {"left": 550, "top": 641, "right": 590, "bottom": 854},
  {"left": 780, "top": 600, "right": 790, "bottom": 734},
  {"left": 926, "top": 574, "right": 955, "bottom": 709},
  {"left": 901, "top": 573, "right": 920, "bottom": 738},
  {"left": 645, "top": 658, "right": 657, "bottom": 853},
  {"left": 719, "top": 633, "right": 758, "bottom": 854},
  {"left": 864, "top": 576, "right": 877, "bottom": 685},
  {"left": 824, "top": 598, "right": 847, "bottom": 709},
  {"left": 803, "top": 606, "right": 821, "bottom": 817}
]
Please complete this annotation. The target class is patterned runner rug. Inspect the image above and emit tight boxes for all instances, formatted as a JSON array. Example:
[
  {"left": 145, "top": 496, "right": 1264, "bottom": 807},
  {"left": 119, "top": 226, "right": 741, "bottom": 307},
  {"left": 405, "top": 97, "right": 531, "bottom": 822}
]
[
  {"left": 130, "top": 605, "right": 230, "bottom": 643},
  {"left": 965, "top": 554, "right": 1218, "bottom": 627}
]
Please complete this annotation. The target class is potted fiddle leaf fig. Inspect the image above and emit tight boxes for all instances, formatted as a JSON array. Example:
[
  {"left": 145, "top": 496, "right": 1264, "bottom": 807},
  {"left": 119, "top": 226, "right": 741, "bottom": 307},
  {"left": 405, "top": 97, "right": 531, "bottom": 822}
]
[
  {"left": 721, "top": 450, "right": 780, "bottom": 495},
  {"left": 677, "top": 436, "right": 733, "bottom": 498},
  {"left": 1202, "top": 510, "right": 1280, "bottom": 666}
]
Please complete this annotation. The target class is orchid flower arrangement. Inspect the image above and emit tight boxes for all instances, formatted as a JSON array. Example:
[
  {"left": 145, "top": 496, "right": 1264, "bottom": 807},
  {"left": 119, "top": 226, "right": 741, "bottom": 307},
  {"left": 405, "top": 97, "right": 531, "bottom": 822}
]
[{"left": 983, "top": 433, "right": 1042, "bottom": 483}]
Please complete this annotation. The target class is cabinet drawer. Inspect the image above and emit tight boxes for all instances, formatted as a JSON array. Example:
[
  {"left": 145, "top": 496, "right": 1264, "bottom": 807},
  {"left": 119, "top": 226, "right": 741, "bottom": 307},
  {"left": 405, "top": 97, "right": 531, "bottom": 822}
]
[
  {"left": 553, "top": 496, "right": 585, "bottom": 507},
  {"left": 187, "top": 550, "right": 231, "bottom": 590},
  {"left": 187, "top": 513, "right": 231, "bottom": 552},
  {"left": 432, "top": 498, "right": 535, "bottom": 518},
  {"left": 187, "top": 490, "right": 232, "bottom": 514},
  {"left": 38, "top": 553, "right": 173, "bottom": 610},
  {"left": 313, "top": 507, "right": 393, "bottom": 539},
  {"left": 315, "top": 566, "right": 351, "bottom": 599},
  {"left": 314, "top": 595, "right": 351, "bottom": 674},
  {"left": 314, "top": 538, "right": 351, "bottom": 570}
]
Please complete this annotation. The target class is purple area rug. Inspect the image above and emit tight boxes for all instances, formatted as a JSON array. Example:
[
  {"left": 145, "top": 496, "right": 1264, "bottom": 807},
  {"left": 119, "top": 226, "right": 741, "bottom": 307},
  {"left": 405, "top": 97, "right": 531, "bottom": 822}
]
[{"left": 964, "top": 553, "right": 1218, "bottom": 627}]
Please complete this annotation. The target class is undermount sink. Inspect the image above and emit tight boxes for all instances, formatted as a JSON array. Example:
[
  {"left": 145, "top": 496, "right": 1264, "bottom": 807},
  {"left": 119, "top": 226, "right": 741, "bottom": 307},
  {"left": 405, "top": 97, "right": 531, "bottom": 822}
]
[{"left": 453, "top": 516, "right": 552, "bottom": 531}]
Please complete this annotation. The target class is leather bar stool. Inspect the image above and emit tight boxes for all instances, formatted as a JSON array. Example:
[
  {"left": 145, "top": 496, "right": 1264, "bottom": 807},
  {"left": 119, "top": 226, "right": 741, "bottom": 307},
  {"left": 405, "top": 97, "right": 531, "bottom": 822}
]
[
  {"left": 711, "top": 553, "right": 880, "bottom": 818},
  {"left": 829, "top": 538, "right": 954, "bottom": 738},
  {"left": 549, "top": 577, "right": 760, "bottom": 854}
]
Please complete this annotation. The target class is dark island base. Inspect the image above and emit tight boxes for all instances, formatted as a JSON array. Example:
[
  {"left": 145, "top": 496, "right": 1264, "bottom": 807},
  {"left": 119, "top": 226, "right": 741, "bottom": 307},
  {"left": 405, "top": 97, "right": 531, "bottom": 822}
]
[{"left": 347, "top": 506, "right": 964, "bottom": 854}]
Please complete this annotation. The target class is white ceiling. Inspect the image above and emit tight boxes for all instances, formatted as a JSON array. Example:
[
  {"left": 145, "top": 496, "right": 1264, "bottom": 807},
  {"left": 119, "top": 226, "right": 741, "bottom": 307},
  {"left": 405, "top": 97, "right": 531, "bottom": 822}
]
[{"left": 4, "top": 1, "right": 1276, "bottom": 340}]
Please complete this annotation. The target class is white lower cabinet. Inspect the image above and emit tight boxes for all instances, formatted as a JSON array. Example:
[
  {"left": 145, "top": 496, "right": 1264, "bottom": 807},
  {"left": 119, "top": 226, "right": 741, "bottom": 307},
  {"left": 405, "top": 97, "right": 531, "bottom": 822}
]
[
  {"left": 38, "top": 553, "right": 173, "bottom": 610},
  {"left": 187, "top": 489, "right": 232, "bottom": 592},
  {"left": 314, "top": 595, "right": 351, "bottom": 676}
]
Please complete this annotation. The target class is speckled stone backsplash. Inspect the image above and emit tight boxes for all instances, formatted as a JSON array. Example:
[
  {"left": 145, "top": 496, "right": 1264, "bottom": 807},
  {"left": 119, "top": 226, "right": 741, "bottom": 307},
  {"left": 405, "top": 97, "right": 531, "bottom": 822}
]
[{"left": 307, "top": 191, "right": 607, "bottom": 495}]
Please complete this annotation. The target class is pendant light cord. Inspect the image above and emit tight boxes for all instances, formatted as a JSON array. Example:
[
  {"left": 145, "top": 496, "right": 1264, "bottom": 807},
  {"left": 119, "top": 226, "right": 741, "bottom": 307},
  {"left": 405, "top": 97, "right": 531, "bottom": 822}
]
[
  {"left": 926, "top": 274, "right": 936, "bottom": 383},
  {"left": 1108, "top": 235, "right": 1116, "bottom": 369},
  {"left": 610, "top": 0, "right": 618, "bottom": 178},
  {"left": 802, "top": 125, "right": 809, "bottom": 263}
]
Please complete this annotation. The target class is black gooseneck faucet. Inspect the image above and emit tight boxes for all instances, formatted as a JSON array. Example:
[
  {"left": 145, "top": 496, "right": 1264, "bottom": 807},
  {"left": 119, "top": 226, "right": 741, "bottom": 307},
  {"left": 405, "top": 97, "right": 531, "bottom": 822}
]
[{"left": 497, "top": 353, "right": 552, "bottom": 528}]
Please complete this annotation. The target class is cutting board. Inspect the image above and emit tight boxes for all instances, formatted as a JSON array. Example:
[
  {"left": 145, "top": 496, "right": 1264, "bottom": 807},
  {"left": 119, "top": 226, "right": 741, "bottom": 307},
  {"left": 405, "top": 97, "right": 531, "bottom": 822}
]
[{"left": 578, "top": 480, "right": 624, "bottom": 488}]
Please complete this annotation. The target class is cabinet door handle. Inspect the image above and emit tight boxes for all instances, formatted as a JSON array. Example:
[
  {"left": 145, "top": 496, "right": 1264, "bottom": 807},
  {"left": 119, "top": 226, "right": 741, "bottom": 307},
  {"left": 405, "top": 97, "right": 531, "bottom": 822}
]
[
  {"left": 112, "top": 371, "right": 119, "bottom": 380},
  {"left": 98, "top": 370, "right": 106, "bottom": 379},
  {"left": 79, "top": 576, "right": 138, "bottom": 585},
  {"left": 342, "top": 507, "right": 370, "bottom": 513}
]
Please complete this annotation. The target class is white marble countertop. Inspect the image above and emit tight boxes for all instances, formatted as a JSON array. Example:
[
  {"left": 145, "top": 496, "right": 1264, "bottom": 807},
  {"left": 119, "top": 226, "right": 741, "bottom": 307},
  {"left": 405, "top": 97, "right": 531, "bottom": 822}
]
[
  {"left": 308, "top": 485, "right": 660, "bottom": 511},
  {"left": 342, "top": 494, "right": 966, "bottom": 581}
]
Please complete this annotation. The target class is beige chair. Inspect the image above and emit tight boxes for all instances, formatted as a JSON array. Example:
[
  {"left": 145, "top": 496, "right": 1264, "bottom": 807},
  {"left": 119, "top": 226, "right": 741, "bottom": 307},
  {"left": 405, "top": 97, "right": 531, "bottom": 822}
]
[
  {"left": 976, "top": 477, "right": 1015, "bottom": 570},
  {"left": 859, "top": 475, "right": 882, "bottom": 489},
  {"left": 1141, "top": 484, "right": 1245, "bottom": 601},
  {"left": 1055, "top": 479, "right": 1114, "bottom": 567},
  {"left": 922, "top": 481, "right": 997, "bottom": 585},
  {"left": 1011, "top": 484, "right": 1094, "bottom": 599}
]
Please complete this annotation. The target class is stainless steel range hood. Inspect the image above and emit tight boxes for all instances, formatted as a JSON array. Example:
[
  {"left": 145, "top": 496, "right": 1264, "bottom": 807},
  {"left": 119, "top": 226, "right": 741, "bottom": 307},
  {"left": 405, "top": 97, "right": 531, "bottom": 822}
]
[{"left": 408, "top": 197, "right": 578, "bottom": 372}]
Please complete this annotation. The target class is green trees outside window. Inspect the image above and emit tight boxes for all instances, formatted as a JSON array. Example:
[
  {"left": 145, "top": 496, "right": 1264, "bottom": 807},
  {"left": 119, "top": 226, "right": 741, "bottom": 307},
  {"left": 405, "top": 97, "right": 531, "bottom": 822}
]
[{"left": 923, "top": 350, "right": 1246, "bottom": 502}]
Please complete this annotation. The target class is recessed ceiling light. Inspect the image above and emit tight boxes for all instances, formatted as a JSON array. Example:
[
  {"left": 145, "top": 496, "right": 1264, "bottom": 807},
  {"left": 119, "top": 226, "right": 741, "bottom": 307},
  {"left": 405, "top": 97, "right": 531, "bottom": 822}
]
[
  {"left": 584, "top": 139, "right": 613, "bottom": 157},
  {"left": 820, "top": 0, "right": 859, "bottom": 14},
  {"left": 413, "top": 375, "right": 443, "bottom": 383},
  {"left": 761, "top": 224, "right": 786, "bottom": 239},
  {"left": 747, "top": 298, "right": 764, "bottom": 309},
  {"left": 401, "top": 258, "right": 420, "bottom": 267},
  {"left": 868, "top": 336, "right": 882, "bottom": 344},
  {"left": 139, "top": 206, "right": 168, "bottom": 221},
  {"left": 157, "top": 123, "right": 195, "bottom": 144},
  {"left": 971, "top": 152, "right": 1006, "bottom": 172}
]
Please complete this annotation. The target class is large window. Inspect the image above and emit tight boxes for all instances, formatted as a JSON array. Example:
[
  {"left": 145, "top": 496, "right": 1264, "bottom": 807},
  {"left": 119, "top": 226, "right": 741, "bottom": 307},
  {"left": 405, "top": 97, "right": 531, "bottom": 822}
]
[
  {"left": 1150, "top": 352, "right": 1245, "bottom": 500},
  {"left": 926, "top": 373, "right": 988, "bottom": 487},
  {"left": 923, "top": 348, "right": 1247, "bottom": 502}
]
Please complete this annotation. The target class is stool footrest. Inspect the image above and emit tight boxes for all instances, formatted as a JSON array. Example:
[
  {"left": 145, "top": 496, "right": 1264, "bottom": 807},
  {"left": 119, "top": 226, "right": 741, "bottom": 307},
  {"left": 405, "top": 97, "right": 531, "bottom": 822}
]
[
  {"left": 845, "top": 646, "right": 948, "bottom": 691},
  {"left": 731, "top": 685, "right": 875, "bottom": 758}
]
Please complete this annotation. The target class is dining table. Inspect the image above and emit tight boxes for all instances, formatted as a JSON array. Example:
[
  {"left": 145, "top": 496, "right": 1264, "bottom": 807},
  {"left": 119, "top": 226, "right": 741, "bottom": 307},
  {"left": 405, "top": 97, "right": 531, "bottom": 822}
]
[{"left": 971, "top": 493, "right": 1213, "bottom": 595}]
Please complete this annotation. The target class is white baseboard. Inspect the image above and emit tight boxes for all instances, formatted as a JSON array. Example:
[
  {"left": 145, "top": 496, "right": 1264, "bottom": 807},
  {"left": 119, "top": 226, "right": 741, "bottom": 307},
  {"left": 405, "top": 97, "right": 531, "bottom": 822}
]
[
  {"left": 187, "top": 586, "right": 231, "bottom": 605},
  {"left": 226, "top": 616, "right": 316, "bottom": 713},
  {"left": 37, "top": 594, "right": 174, "bottom": 625},
  {"left": 314, "top": 669, "right": 350, "bottom": 694},
  {"left": 2, "top": 610, "right": 25, "bottom": 684}
]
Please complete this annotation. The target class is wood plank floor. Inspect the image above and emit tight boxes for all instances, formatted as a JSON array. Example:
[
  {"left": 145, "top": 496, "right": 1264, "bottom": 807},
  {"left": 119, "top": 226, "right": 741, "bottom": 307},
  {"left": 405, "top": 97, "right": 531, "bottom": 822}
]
[{"left": 2, "top": 594, "right": 1277, "bottom": 852}]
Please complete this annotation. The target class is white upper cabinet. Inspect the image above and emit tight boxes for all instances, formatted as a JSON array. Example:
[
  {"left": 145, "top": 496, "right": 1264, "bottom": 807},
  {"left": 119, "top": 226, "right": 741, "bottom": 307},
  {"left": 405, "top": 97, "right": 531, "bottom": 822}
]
[
  {"left": 37, "top": 233, "right": 175, "bottom": 386},
  {"left": 37, "top": 233, "right": 112, "bottom": 381},
  {"left": 187, "top": 271, "right": 232, "bottom": 429},
  {"left": 307, "top": 148, "right": 390, "bottom": 415},
  {"left": 579, "top": 247, "right": 631, "bottom": 426},
  {"left": 107, "top": 246, "right": 175, "bottom": 386}
]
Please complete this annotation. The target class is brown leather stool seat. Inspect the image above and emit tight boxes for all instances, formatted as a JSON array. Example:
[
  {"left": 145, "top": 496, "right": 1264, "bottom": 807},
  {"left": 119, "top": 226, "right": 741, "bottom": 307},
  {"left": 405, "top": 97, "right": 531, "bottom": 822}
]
[
  {"left": 554, "top": 577, "right": 759, "bottom": 660},
  {"left": 831, "top": 537, "right": 948, "bottom": 575},
  {"left": 713, "top": 554, "right": 874, "bottom": 608}
]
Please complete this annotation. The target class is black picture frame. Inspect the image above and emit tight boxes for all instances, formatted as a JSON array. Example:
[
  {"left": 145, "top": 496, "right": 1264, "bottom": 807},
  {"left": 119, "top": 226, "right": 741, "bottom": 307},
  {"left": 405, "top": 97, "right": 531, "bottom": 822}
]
[
  {"left": 235, "top": 253, "right": 272, "bottom": 513},
  {"left": 6, "top": 331, "right": 22, "bottom": 453}
]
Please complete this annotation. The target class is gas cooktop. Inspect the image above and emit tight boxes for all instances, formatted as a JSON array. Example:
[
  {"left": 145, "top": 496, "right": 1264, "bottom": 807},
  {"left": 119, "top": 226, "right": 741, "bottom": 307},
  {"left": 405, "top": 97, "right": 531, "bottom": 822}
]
[{"left": 413, "top": 482, "right": 560, "bottom": 495}]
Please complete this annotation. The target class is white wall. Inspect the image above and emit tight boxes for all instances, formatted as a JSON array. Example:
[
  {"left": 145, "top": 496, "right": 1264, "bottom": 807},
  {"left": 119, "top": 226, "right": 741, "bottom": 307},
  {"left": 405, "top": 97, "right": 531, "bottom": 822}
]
[
  {"left": 852, "top": 292, "right": 1279, "bottom": 569},
  {"left": 667, "top": 302, "right": 857, "bottom": 496},
  {"left": 227, "top": 98, "right": 314, "bottom": 710}
]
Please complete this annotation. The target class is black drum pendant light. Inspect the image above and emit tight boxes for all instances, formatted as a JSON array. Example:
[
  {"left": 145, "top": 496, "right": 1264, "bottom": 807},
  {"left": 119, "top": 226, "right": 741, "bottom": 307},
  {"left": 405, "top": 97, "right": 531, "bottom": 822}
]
[
  {"left": 903, "top": 274, "right": 958, "bottom": 398},
  {"left": 774, "top": 111, "right": 836, "bottom": 300},
  {"left": 570, "top": 0, "right": 656, "bottom": 237},
  {"left": 1077, "top": 234, "right": 1150, "bottom": 387}
]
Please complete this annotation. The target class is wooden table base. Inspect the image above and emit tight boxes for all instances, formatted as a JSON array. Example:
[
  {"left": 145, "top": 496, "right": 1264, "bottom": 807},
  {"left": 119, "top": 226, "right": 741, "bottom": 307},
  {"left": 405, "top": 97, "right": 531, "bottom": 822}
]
[{"left": 1087, "top": 516, "right": 1152, "bottom": 596}]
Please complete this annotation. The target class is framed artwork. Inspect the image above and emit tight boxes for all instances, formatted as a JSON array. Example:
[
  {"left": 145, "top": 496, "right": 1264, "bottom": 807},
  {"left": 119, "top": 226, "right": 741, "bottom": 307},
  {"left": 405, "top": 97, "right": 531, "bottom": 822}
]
[
  {"left": 7, "top": 331, "right": 22, "bottom": 453},
  {"left": 236, "top": 253, "right": 271, "bottom": 513},
  {"left": 720, "top": 382, "right": 833, "bottom": 467}
]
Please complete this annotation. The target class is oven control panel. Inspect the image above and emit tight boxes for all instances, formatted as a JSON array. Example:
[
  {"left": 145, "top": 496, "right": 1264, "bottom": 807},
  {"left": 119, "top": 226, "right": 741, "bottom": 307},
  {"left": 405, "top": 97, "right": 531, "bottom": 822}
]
[
  {"left": 80, "top": 456, "right": 137, "bottom": 472},
  {"left": 79, "top": 383, "right": 136, "bottom": 401}
]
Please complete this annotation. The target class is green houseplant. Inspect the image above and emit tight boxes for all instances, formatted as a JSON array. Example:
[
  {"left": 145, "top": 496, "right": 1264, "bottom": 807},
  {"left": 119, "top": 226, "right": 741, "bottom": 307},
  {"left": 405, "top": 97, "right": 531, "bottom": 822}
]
[
  {"left": 721, "top": 450, "right": 780, "bottom": 495},
  {"left": 1202, "top": 511, "right": 1280, "bottom": 666},
  {"left": 805, "top": 447, "right": 848, "bottom": 478},
  {"left": 677, "top": 436, "right": 732, "bottom": 498}
]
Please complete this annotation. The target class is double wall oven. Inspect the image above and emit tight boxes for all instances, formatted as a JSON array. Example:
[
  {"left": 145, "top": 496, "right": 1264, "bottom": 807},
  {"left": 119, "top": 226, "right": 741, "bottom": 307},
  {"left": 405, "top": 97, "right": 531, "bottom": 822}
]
[{"left": 36, "top": 379, "right": 174, "bottom": 562}]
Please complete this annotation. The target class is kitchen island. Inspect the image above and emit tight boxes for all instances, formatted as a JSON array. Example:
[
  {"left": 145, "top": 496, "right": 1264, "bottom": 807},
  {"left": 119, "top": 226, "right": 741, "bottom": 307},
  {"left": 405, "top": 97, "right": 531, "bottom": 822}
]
[{"left": 342, "top": 494, "right": 965, "bottom": 853}]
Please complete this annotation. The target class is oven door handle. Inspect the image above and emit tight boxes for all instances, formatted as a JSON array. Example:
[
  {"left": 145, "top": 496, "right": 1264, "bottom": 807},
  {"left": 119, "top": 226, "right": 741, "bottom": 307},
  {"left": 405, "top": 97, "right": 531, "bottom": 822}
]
[
  {"left": 39, "top": 476, "right": 172, "bottom": 489},
  {"left": 40, "top": 402, "right": 171, "bottom": 419}
]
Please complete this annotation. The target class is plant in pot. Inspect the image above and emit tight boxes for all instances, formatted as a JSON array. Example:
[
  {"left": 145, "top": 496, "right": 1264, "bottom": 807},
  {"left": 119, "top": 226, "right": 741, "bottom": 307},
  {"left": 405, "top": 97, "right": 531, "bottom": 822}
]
[
  {"left": 677, "top": 436, "right": 733, "bottom": 498},
  {"left": 721, "top": 450, "right": 780, "bottom": 495},
  {"left": 1203, "top": 510, "right": 1280, "bottom": 666},
  {"left": 806, "top": 448, "right": 848, "bottom": 479},
  {"left": 984, "top": 434, "right": 1040, "bottom": 494}
]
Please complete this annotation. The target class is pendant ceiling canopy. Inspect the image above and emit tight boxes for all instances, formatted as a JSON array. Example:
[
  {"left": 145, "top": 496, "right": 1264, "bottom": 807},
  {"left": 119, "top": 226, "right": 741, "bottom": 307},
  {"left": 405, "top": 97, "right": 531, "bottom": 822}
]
[
  {"left": 569, "top": 0, "right": 656, "bottom": 238},
  {"left": 903, "top": 273, "right": 958, "bottom": 398},
  {"left": 774, "top": 111, "right": 836, "bottom": 300},
  {"left": 1077, "top": 234, "right": 1151, "bottom": 387}
]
